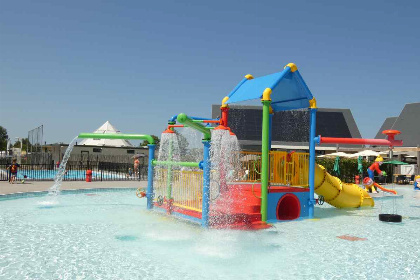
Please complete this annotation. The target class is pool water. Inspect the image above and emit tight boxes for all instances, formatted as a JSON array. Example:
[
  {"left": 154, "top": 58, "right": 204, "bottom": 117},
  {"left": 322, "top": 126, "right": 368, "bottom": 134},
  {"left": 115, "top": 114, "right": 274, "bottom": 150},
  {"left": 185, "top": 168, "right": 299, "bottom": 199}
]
[
  {"left": 3, "top": 170, "right": 118, "bottom": 180},
  {"left": 15, "top": 170, "right": 92, "bottom": 180},
  {"left": 0, "top": 186, "right": 419, "bottom": 279}
]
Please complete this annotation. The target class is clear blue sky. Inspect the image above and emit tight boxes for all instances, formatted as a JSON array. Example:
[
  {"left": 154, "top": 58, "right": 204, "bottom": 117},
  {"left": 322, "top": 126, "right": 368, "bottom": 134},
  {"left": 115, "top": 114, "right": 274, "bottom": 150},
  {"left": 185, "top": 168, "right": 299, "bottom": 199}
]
[{"left": 1, "top": 0, "right": 419, "bottom": 144}]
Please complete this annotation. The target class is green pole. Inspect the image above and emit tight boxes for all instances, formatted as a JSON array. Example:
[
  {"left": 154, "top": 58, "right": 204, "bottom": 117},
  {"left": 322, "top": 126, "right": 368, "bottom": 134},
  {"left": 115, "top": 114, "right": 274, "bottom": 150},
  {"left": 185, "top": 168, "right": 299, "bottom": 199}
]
[
  {"left": 152, "top": 160, "right": 200, "bottom": 168},
  {"left": 177, "top": 113, "right": 212, "bottom": 140},
  {"left": 261, "top": 89, "right": 272, "bottom": 222},
  {"left": 78, "top": 133, "right": 154, "bottom": 144},
  {"left": 167, "top": 138, "right": 173, "bottom": 200}
]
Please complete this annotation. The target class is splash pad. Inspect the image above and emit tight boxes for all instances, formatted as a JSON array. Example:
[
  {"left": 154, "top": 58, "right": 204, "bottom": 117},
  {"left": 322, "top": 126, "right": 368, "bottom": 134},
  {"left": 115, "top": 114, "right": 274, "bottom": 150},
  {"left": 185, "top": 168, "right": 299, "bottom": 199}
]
[{"left": 77, "top": 62, "right": 404, "bottom": 229}]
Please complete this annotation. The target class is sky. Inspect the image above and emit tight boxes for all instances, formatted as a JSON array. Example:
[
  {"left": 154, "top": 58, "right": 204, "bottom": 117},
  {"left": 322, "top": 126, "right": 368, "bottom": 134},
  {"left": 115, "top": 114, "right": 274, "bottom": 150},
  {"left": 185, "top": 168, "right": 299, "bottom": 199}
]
[{"left": 1, "top": 0, "right": 419, "bottom": 145}]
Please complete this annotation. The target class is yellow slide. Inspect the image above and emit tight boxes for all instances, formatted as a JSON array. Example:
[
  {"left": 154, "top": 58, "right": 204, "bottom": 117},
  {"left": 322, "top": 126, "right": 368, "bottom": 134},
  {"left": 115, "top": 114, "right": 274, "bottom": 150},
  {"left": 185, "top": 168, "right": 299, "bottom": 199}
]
[{"left": 314, "top": 164, "right": 374, "bottom": 208}]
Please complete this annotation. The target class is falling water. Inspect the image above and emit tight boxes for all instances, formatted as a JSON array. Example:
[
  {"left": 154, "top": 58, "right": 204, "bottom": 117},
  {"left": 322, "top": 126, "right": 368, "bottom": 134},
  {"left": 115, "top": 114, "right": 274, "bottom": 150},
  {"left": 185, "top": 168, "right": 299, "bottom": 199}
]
[
  {"left": 48, "top": 136, "right": 78, "bottom": 195},
  {"left": 210, "top": 129, "right": 241, "bottom": 199},
  {"left": 156, "top": 133, "right": 181, "bottom": 163},
  {"left": 224, "top": 133, "right": 241, "bottom": 182},
  {"left": 154, "top": 132, "right": 182, "bottom": 199},
  {"left": 208, "top": 129, "right": 243, "bottom": 226},
  {"left": 179, "top": 127, "right": 203, "bottom": 163}
]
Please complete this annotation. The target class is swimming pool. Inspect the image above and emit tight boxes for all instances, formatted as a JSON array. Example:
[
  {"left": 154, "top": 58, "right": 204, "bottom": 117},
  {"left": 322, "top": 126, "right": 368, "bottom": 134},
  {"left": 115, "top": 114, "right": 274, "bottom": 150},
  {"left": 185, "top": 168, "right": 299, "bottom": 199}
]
[
  {"left": 1, "top": 169, "right": 123, "bottom": 180},
  {"left": 0, "top": 186, "right": 419, "bottom": 279}
]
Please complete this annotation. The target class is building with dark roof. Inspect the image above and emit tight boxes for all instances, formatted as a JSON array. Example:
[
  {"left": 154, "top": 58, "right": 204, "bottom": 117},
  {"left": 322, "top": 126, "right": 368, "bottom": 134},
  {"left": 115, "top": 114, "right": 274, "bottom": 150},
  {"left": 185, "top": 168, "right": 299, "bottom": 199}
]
[
  {"left": 211, "top": 105, "right": 362, "bottom": 151},
  {"left": 374, "top": 117, "right": 398, "bottom": 139},
  {"left": 375, "top": 103, "right": 420, "bottom": 174},
  {"left": 375, "top": 103, "right": 420, "bottom": 147}
]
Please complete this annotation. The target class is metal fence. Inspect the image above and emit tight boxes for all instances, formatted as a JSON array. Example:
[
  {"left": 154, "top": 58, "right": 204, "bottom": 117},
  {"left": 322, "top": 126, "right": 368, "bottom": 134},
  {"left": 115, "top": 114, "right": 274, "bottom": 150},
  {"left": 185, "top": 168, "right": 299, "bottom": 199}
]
[
  {"left": 0, "top": 152, "right": 148, "bottom": 165},
  {"left": 0, "top": 162, "right": 148, "bottom": 181},
  {"left": 0, "top": 153, "right": 53, "bottom": 165}
]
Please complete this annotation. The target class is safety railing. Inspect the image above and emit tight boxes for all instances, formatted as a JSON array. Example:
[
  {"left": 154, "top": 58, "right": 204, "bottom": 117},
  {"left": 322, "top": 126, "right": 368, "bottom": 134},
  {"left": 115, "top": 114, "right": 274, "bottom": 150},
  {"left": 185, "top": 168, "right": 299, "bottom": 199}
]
[
  {"left": 270, "top": 151, "right": 288, "bottom": 183},
  {"left": 172, "top": 170, "right": 203, "bottom": 212},
  {"left": 238, "top": 151, "right": 262, "bottom": 182},
  {"left": 153, "top": 168, "right": 203, "bottom": 212},
  {"left": 270, "top": 151, "right": 309, "bottom": 186},
  {"left": 238, "top": 151, "right": 309, "bottom": 186}
]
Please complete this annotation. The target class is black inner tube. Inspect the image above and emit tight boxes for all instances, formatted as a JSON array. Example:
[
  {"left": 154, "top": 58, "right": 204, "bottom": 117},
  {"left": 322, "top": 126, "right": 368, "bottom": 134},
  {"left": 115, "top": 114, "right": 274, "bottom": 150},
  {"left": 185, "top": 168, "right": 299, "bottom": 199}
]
[{"left": 379, "top": 214, "right": 402, "bottom": 223}]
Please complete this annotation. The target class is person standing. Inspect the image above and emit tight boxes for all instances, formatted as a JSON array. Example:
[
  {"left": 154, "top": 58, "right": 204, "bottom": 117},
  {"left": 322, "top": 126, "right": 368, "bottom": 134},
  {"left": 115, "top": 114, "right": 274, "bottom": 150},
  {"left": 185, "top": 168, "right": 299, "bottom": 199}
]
[
  {"left": 7, "top": 159, "right": 20, "bottom": 184},
  {"left": 134, "top": 158, "right": 140, "bottom": 177}
]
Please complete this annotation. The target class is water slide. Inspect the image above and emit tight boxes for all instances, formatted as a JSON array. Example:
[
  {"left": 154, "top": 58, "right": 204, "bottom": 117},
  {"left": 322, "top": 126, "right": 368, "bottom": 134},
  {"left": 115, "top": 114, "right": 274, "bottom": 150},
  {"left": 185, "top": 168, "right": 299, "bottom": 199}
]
[{"left": 314, "top": 164, "right": 374, "bottom": 208}]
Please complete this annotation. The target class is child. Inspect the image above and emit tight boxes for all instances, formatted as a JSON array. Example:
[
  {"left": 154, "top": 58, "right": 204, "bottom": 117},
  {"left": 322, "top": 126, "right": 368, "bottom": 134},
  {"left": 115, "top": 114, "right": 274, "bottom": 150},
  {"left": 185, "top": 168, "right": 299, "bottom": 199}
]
[
  {"left": 367, "top": 156, "right": 384, "bottom": 192},
  {"left": 7, "top": 159, "right": 20, "bottom": 184}
]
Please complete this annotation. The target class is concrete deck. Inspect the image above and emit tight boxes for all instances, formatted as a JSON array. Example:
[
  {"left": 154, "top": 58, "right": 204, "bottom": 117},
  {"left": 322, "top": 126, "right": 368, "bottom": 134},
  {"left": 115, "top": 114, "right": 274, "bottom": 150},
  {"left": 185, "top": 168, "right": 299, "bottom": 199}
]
[{"left": 0, "top": 180, "right": 148, "bottom": 195}]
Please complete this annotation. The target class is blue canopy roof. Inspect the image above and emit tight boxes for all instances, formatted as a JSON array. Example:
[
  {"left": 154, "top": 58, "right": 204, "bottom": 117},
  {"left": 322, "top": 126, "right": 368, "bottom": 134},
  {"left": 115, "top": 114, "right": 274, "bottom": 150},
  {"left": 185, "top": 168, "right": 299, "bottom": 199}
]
[{"left": 226, "top": 64, "right": 314, "bottom": 112}]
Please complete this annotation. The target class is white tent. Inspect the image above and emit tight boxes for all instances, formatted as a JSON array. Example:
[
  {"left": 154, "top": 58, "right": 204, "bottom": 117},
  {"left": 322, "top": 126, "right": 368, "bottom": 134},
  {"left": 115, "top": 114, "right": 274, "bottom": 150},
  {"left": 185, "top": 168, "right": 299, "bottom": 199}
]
[
  {"left": 79, "top": 121, "right": 133, "bottom": 147},
  {"left": 320, "top": 152, "right": 354, "bottom": 158},
  {"left": 348, "top": 150, "right": 387, "bottom": 158}
]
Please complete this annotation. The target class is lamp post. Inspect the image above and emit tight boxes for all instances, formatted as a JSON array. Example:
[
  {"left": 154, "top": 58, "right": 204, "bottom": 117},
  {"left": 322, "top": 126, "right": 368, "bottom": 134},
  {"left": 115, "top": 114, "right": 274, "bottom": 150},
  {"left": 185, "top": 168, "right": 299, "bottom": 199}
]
[
  {"left": 15, "top": 137, "right": 22, "bottom": 153},
  {"left": 15, "top": 137, "right": 22, "bottom": 164},
  {"left": 6, "top": 139, "right": 11, "bottom": 156}
]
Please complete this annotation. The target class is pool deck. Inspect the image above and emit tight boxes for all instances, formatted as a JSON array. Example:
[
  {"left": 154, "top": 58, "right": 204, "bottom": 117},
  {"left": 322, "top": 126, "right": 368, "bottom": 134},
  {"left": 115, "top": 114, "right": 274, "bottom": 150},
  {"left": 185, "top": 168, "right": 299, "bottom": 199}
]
[{"left": 0, "top": 180, "right": 148, "bottom": 195}]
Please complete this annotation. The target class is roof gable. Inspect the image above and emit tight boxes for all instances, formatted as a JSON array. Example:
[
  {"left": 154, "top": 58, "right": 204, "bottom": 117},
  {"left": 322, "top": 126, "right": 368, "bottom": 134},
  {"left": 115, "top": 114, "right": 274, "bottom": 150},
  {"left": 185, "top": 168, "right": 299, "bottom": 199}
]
[
  {"left": 79, "top": 121, "right": 133, "bottom": 147},
  {"left": 226, "top": 63, "right": 314, "bottom": 112}
]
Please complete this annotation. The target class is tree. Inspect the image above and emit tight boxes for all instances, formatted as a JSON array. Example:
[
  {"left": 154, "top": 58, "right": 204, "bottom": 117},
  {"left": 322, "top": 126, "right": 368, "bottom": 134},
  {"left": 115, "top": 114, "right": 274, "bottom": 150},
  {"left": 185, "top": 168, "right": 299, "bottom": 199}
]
[
  {"left": 13, "top": 138, "right": 31, "bottom": 152},
  {"left": 0, "top": 126, "right": 8, "bottom": 151},
  {"left": 140, "top": 135, "right": 160, "bottom": 148}
]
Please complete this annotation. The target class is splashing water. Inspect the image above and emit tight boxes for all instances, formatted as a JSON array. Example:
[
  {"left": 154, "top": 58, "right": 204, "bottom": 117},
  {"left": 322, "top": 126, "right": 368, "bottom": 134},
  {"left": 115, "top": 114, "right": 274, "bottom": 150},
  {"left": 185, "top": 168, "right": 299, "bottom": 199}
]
[
  {"left": 48, "top": 136, "right": 78, "bottom": 195},
  {"left": 209, "top": 129, "right": 245, "bottom": 226},
  {"left": 224, "top": 133, "right": 241, "bottom": 181},
  {"left": 156, "top": 133, "right": 181, "bottom": 165},
  {"left": 210, "top": 130, "right": 241, "bottom": 199},
  {"left": 154, "top": 133, "right": 182, "bottom": 199},
  {"left": 179, "top": 127, "right": 203, "bottom": 162}
]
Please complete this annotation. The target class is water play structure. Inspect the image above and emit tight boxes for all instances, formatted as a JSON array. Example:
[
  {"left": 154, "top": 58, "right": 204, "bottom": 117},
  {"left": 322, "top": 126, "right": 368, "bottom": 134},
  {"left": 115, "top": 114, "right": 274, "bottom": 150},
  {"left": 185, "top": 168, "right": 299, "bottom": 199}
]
[{"left": 78, "top": 63, "right": 403, "bottom": 229}]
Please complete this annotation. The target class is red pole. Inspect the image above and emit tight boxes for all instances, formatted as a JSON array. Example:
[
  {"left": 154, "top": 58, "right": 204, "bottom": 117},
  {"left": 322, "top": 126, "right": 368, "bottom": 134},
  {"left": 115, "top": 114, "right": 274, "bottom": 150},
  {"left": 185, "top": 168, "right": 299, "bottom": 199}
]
[
  {"left": 220, "top": 107, "right": 229, "bottom": 127},
  {"left": 319, "top": 137, "right": 403, "bottom": 147},
  {"left": 168, "top": 125, "right": 184, "bottom": 128}
]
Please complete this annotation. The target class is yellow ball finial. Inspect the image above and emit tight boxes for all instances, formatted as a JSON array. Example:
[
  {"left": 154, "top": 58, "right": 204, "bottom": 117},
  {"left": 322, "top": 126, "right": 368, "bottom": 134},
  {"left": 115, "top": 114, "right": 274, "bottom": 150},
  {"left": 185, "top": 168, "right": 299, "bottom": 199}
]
[
  {"left": 245, "top": 74, "right": 254, "bottom": 80},
  {"left": 284, "top": 63, "right": 298, "bottom": 72}
]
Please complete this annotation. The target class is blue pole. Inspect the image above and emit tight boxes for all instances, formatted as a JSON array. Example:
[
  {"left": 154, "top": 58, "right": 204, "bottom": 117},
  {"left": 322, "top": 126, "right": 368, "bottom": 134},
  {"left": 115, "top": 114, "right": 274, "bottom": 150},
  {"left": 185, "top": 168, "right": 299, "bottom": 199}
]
[
  {"left": 201, "top": 140, "right": 211, "bottom": 228},
  {"left": 308, "top": 108, "right": 317, "bottom": 218},
  {"left": 146, "top": 144, "right": 156, "bottom": 210},
  {"left": 169, "top": 114, "right": 219, "bottom": 123}
]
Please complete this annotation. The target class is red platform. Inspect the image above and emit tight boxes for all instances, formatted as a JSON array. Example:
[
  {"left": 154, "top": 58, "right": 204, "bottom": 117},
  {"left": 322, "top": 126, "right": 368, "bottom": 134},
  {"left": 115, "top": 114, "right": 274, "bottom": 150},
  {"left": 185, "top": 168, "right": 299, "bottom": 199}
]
[{"left": 209, "top": 183, "right": 271, "bottom": 230}]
